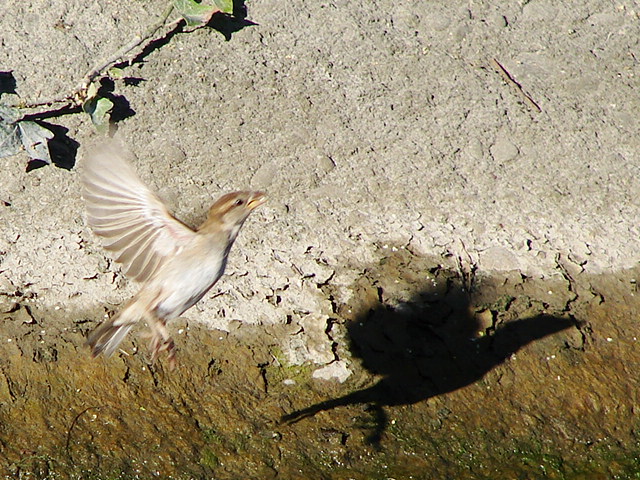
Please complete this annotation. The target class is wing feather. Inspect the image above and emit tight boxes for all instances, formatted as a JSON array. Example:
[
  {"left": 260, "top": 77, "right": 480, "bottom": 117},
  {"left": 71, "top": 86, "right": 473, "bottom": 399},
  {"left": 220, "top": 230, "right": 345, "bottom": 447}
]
[{"left": 82, "top": 141, "right": 196, "bottom": 283}]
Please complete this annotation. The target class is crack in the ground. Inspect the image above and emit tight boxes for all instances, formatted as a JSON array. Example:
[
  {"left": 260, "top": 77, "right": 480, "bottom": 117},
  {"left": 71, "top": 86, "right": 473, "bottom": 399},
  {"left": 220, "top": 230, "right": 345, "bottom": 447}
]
[
  {"left": 555, "top": 253, "right": 580, "bottom": 312},
  {"left": 324, "top": 317, "right": 340, "bottom": 363},
  {"left": 554, "top": 253, "right": 597, "bottom": 350}
]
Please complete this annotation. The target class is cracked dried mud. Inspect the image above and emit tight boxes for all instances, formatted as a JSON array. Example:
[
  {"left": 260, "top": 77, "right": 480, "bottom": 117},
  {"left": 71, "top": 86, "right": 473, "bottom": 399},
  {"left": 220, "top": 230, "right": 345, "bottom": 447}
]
[
  {"left": 1, "top": 0, "right": 640, "bottom": 478},
  {"left": 3, "top": 248, "right": 640, "bottom": 478}
]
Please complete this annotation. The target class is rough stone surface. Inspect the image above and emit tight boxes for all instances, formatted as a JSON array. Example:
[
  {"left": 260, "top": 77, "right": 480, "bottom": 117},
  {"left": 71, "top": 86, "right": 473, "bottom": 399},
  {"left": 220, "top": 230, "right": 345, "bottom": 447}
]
[
  {"left": 312, "top": 360, "right": 352, "bottom": 383},
  {"left": 1, "top": 0, "right": 640, "bottom": 477}
]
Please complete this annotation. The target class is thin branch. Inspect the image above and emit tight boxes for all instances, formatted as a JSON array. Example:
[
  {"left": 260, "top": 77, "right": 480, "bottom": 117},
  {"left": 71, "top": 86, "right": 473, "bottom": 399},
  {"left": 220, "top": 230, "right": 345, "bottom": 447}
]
[
  {"left": 12, "top": 95, "right": 74, "bottom": 109},
  {"left": 76, "top": 2, "right": 176, "bottom": 96},
  {"left": 491, "top": 58, "right": 542, "bottom": 113},
  {"left": 12, "top": 1, "right": 177, "bottom": 110},
  {"left": 65, "top": 405, "right": 103, "bottom": 462}
]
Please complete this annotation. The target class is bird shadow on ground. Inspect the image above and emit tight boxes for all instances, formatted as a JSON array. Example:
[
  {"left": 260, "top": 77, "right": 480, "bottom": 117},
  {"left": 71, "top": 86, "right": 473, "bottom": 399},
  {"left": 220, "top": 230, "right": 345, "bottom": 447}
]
[{"left": 282, "top": 254, "right": 576, "bottom": 445}]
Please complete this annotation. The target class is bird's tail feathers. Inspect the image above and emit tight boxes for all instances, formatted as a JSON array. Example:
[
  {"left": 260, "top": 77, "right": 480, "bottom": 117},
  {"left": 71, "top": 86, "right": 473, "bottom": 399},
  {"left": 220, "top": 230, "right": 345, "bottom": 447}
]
[{"left": 86, "top": 299, "right": 147, "bottom": 358}]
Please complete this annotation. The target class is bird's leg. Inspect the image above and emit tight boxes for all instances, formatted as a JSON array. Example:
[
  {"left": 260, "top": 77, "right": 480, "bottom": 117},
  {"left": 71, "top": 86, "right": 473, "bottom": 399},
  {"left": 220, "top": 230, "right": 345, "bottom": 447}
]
[{"left": 145, "top": 316, "right": 177, "bottom": 369}]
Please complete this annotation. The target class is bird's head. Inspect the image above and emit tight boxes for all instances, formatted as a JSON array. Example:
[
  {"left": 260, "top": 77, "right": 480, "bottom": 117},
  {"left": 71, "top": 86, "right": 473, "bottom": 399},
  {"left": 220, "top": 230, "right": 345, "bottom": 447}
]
[{"left": 201, "top": 191, "right": 266, "bottom": 236}]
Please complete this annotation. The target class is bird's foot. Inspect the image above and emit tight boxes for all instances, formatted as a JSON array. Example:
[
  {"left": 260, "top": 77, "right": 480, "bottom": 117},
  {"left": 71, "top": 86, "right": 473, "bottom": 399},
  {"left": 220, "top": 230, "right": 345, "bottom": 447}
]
[{"left": 148, "top": 333, "right": 177, "bottom": 370}]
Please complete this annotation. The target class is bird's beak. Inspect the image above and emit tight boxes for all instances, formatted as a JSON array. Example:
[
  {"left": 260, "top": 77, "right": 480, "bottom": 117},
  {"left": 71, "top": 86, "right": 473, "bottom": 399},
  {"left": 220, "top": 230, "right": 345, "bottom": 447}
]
[{"left": 247, "top": 191, "right": 266, "bottom": 210}]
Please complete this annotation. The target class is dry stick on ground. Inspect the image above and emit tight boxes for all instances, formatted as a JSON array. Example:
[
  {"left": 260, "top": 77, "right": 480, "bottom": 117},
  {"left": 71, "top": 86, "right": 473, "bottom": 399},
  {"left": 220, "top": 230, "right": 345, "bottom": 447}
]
[
  {"left": 65, "top": 405, "right": 103, "bottom": 463},
  {"left": 456, "top": 239, "right": 477, "bottom": 292},
  {"left": 491, "top": 58, "right": 542, "bottom": 113},
  {"left": 14, "top": 1, "right": 178, "bottom": 110}
]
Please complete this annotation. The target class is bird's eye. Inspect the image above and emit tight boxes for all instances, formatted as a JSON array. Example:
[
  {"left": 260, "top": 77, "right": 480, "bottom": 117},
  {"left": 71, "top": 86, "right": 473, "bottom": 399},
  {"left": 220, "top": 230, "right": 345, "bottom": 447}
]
[{"left": 234, "top": 199, "right": 244, "bottom": 207}]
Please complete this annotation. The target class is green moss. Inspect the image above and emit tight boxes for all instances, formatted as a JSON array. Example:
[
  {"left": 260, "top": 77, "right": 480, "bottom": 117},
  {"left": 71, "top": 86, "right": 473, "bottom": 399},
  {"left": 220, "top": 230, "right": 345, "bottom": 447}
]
[
  {"left": 201, "top": 427, "right": 223, "bottom": 445},
  {"left": 199, "top": 448, "right": 220, "bottom": 469},
  {"left": 266, "top": 346, "right": 314, "bottom": 386}
]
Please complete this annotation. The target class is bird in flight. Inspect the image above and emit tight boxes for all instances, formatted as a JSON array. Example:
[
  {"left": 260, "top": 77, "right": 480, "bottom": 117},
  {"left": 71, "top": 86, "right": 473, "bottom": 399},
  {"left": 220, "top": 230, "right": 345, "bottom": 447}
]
[{"left": 82, "top": 141, "right": 265, "bottom": 367}]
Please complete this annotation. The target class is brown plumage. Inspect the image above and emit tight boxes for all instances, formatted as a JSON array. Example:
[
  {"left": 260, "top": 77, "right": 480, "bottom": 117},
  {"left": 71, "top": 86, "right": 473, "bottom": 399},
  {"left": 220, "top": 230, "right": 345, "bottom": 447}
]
[{"left": 82, "top": 141, "right": 265, "bottom": 367}]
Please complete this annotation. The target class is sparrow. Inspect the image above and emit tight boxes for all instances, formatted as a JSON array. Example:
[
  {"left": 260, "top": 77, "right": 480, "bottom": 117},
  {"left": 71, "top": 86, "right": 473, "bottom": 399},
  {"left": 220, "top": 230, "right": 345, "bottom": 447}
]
[{"left": 82, "top": 141, "right": 265, "bottom": 367}]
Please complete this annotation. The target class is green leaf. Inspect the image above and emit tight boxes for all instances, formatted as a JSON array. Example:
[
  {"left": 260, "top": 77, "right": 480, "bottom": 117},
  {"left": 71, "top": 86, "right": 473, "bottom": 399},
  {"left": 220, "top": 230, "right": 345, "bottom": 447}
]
[
  {"left": 85, "top": 82, "right": 99, "bottom": 102},
  {"left": 0, "top": 105, "right": 22, "bottom": 158},
  {"left": 212, "top": 0, "right": 232, "bottom": 14},
  {"left": 83, "top": 96, "right": 114, "bottom": 134},
  {"left": 0, "top": 104, "right": 55, "bottom": 163},
  {"left": 108, "top": 67, "right": 124, "bottom": 80},
  {"left": 0, "top": 104, "right": 21, "bottom": 124},
  {"left": 0, "top": 122, "right": 21, "bottom": 158},
  {"left": 18, "top": 121, "right": 54, "bottom": 163},
  {"left": 173, "top": 0, "right": 222, "bottom": 27}
]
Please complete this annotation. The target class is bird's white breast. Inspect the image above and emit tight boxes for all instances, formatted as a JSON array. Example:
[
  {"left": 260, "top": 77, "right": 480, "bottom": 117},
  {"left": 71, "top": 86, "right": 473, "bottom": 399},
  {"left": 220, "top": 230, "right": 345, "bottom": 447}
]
[{"left": 153, "top": 238, "right": 229, "bottom": 319}]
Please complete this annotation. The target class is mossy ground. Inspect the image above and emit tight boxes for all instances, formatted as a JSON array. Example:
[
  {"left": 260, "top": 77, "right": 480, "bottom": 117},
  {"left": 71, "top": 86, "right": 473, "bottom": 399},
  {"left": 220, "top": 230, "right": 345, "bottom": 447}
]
[{"left": 3, "top": 250, "right": 640, "bottom": 478}]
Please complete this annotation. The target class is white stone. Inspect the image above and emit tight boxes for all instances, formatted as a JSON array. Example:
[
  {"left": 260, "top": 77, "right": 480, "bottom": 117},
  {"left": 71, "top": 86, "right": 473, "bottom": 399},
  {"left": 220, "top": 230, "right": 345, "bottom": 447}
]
[{"left": 312, "top": 361, "right": 352, "bottom": 383}]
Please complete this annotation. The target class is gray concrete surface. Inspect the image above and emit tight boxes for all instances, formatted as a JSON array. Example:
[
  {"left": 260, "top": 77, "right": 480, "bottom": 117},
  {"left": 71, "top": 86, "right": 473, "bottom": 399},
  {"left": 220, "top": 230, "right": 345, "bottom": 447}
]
[{"left": 0, "top": 0, "right": 638, "bottom": 368}]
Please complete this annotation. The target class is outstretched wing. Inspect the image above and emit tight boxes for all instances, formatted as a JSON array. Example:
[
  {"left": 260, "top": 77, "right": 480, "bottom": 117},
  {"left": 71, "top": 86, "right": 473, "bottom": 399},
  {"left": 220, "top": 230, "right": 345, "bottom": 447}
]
[{"left": 82, "top": 141, "right": 196, "bottom": 283}]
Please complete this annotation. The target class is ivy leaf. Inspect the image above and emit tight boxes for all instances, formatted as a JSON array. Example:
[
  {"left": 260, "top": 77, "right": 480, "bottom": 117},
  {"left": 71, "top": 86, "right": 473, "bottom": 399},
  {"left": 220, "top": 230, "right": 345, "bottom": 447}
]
[
  {"left": 212, "top": 0, "right": 233, "bottom": 14},
  {"left": 0, "top": 104, "right": 54, "bottom": 164},
  {"left": 108, "top": 67, "right": 124, "bottom": 80},
  {"left": 85, "top": 81, "right": 99, "bottom": 103},
  {"left": 83, "top": 96, "right": 114, "bottom": 134},
  {"left": 18, "top": 121, "right": 54, "bottom": 163},
  {"left": 0, "top": 104, "right": 20, "bottom": 124},
  {"left": 0, "top": 105, "right": 22, "bottom": 158},
  {"left": 173, "top": 0, "right": 223, "bottom": 27}
]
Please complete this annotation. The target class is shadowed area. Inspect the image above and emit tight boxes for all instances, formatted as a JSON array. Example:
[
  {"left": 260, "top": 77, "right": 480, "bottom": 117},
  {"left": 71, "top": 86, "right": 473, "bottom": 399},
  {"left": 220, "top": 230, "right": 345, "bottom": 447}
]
[
  {"left": 283, "top": 262, "right": 576, "bottom": 444},
  {"left": 1, "top": 251, "right": 639, "bottom": 479},
  {"left": 208, "top": 0, "right": 257, "bottom": 41},
  {"left": 0, "top": 71, "right": 17, "bottom": 97}
]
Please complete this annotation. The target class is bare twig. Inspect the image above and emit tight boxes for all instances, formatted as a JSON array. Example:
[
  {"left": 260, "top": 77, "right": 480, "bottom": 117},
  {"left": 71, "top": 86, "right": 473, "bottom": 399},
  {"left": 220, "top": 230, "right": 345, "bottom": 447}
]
[
  {"left": 12, "top": 2, "right": 178, "bottom": 110},
  {"left": 65, "top": 405, "right": 103, "bottom": 462},
  {"left": 456, "top": 239, "right": 477, "bottom": 292},
  {"left": 12, "top": 95, "right": 74, "bottom": 109},
  {"left": 491, "top": 58, "right": 542, "bottom": 113},
  {"left": 75, "top": 2, "right": 176, "bottom": 97}
]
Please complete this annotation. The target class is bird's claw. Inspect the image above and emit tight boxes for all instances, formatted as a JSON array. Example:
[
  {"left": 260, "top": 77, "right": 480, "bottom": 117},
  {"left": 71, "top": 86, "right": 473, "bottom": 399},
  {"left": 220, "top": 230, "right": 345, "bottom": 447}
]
[{"left": 149, "top": 334, "right": 177, "bottom": 370}]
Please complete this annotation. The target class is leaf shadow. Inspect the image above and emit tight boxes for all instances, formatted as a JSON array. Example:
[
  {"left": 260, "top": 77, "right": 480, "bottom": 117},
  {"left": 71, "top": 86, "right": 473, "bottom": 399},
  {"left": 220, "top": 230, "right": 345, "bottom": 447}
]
[
  {"left": 282, "top": 255, "right": 577, "bottom": 445},
  {"left": 208, "top": 1, "right": 257, "bottom": 41},
  {"left": 0, "top": 71, "right": 17, "bottom": 97},
  {"left": 94, "top": 78, "right": 136, "bottom": 128},
  {"left": 24, "top": 121, "right": 80, "bottom": 171}
]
